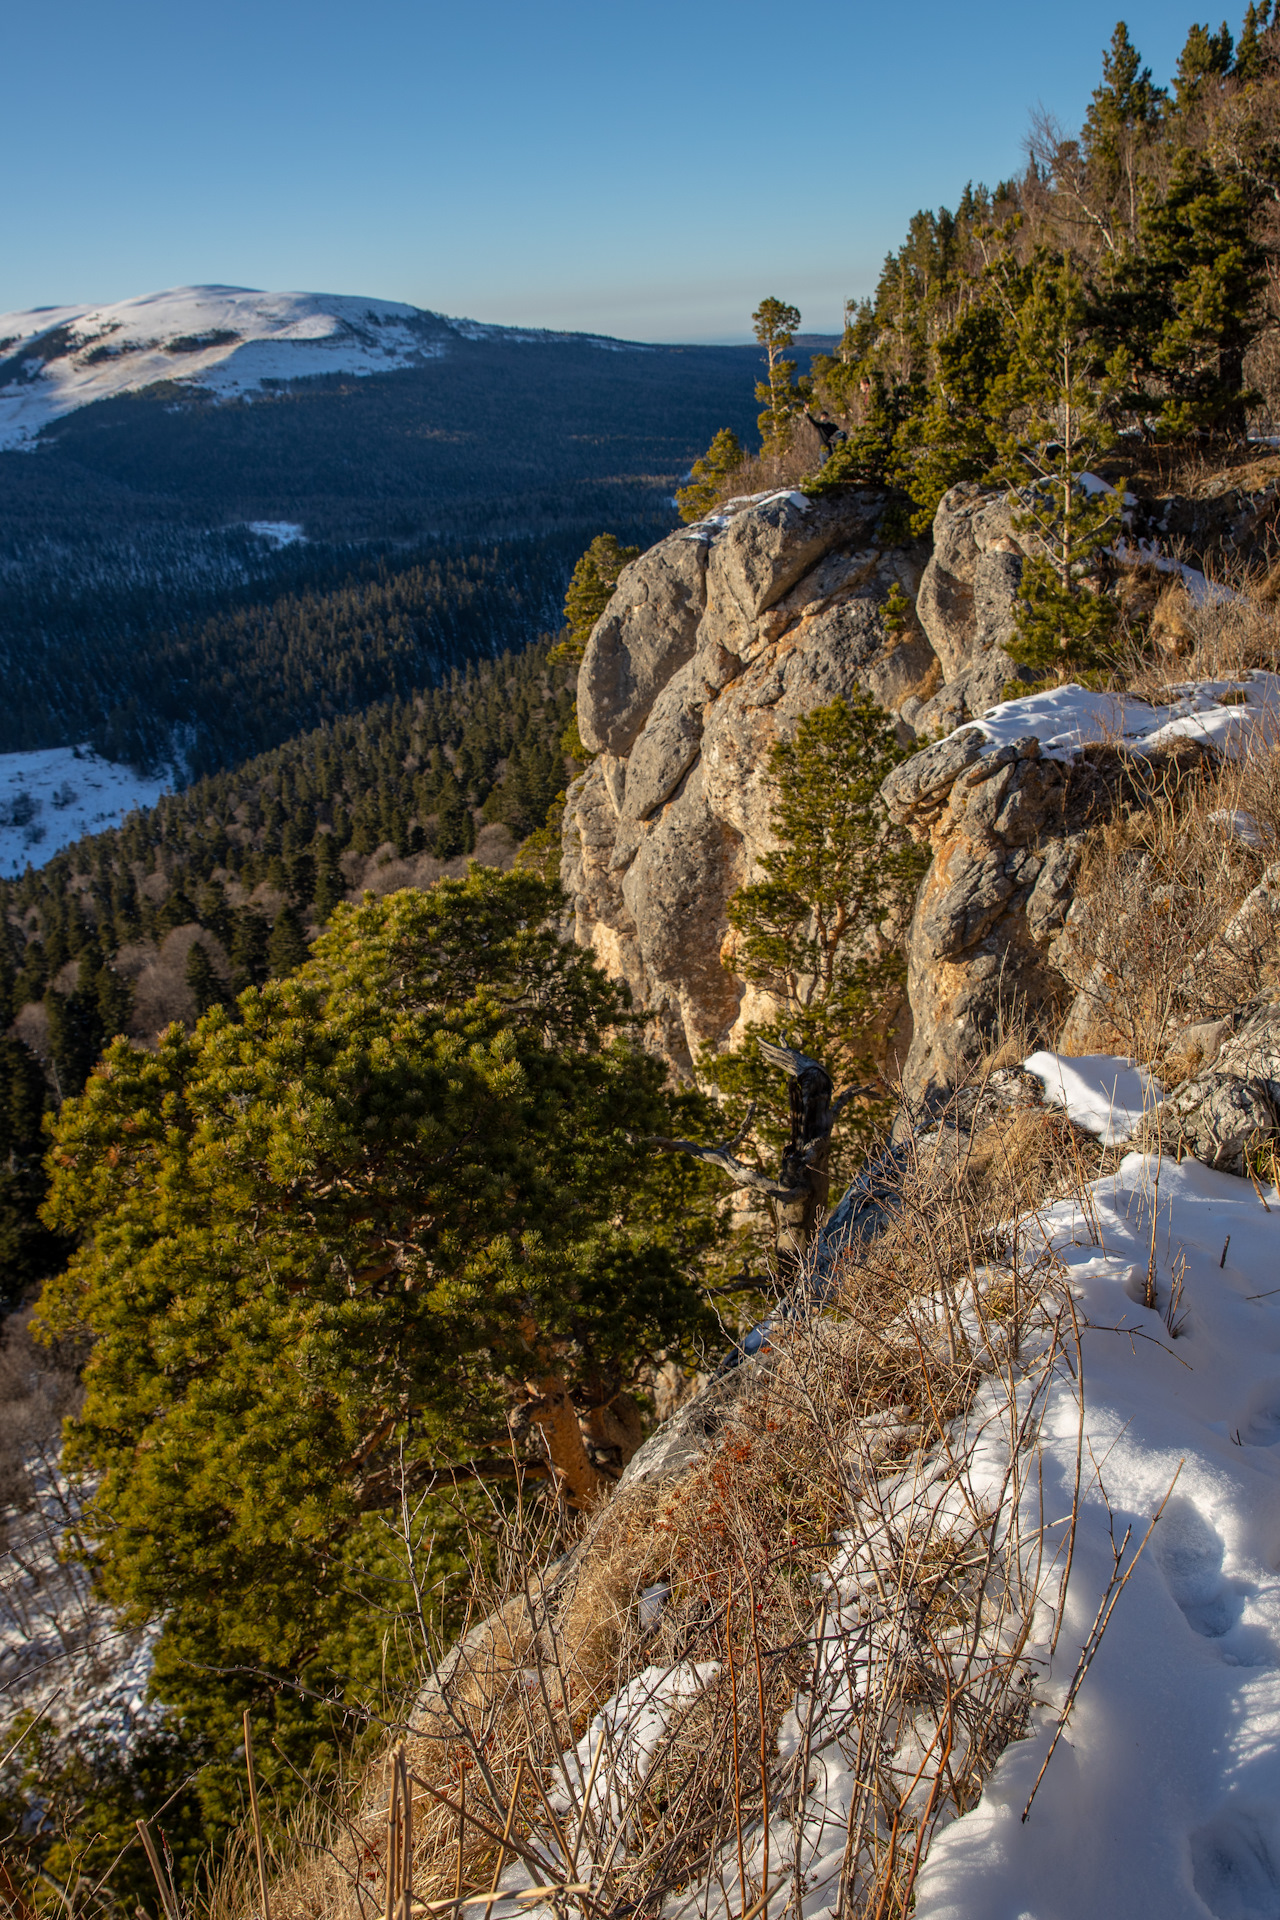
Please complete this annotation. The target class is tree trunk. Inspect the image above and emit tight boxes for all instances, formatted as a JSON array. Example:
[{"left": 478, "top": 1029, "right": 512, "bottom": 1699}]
[
  {"left": 767, "top": 1045, "right": 835, "bottom": 1267},
  {"left": 520, "top": 1370, "right": 609, "bottom": 1509}
]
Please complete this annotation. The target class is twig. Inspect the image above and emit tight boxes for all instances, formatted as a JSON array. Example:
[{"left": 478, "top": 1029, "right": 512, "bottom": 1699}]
[
  {"left": 135, "top": 1820, "right": 179, "bottom": 1920},
  {"left": 1022, "top": 1460, "right": 1184, "bottom": 1823},
  {"left": 242, "top": 1709, "right": 272, "bottom": 1920}
]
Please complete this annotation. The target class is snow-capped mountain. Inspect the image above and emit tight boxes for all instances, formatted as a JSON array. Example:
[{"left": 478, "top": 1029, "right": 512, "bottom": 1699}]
[{"left": 0, "top": 286, "right": 637, "bottom": 451}]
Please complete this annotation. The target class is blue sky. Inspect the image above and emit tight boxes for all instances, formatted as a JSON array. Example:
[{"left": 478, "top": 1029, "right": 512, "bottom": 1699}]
[{"left": 2, "top": 2, "right": 1200, "bottom": 341}]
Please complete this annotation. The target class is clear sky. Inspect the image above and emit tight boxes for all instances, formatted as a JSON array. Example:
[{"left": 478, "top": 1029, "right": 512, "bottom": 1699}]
[{"left": 0, "top": 1, "right": 1200, "bottom": 342}]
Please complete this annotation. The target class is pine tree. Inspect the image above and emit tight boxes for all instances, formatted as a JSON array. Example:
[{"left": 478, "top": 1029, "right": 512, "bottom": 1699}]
[
  {"left": 702, "top": 694, "right": 924, "bottom": 1214},
  {"left": 1136, "top": 152, "right": 1264, "bottom": 433},
  {"left": 897, "top": 303, "right": 1011, "bottom": 533},
  {"left": 676, "top": 428, "right": 746, "bottom": 522},
  {"left": 752, "top": 297, "right": 804, "bottom": 449},
  {"left": 991, "top": 263, "right": 1128, "bottom": 673},
  {"left": 35, "top": 869, "right": 718, "bottom": 1869},
  {"left": 556, "top": 534, "right": 641, "bottom": 665}
]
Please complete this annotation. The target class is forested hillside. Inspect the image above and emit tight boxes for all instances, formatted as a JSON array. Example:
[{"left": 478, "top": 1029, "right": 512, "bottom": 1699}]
[
  {"left": 0, "top": 331, "right": 779, "bottom": 760},
  {"left": 688, "top": 4, "right": 1280, "bottom": 670},
  {"left": 3, "top": 531, "right": 604, "bottom": 772},
  {"left": 0, "top": 637, "right": 579, "bottom": 1304}
]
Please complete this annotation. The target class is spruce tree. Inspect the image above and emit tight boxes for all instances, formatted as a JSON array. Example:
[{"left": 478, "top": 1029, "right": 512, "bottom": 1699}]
[
  {"left": 1081, "top": 23, "right": 1164, "bottom": 242},
  {"left": 990, "top": 263, "right": 1128, "bottom": 673},
  {"left": 266, "top": 904, "right": 309, "bottom": 977},
  {"left": 1174, "top": 18, "right": 1235, "bottom": 111},
  {"left": 185, "top": 941, "right": 230, "bottom": 1018}
]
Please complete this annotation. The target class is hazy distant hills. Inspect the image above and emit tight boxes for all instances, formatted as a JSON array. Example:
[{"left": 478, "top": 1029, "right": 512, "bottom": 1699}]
[{"left": 0, "top": 286, "right": 827, "bottom": 769}]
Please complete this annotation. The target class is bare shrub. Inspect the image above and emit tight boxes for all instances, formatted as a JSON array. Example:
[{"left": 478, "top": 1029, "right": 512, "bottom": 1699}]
[{"left": 125, "top": 925, "right": 231, "bottom": 1038}]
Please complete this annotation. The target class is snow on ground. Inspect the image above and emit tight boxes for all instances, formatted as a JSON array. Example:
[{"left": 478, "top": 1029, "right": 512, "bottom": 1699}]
[
  {"left": 915, "top": 1149, "right": 1280, "bottom": 1920},
  {"left": 247, "top": 519, "right": 307, "bottom": 547},
  {"left": 504, "top": 1064, "right": 1280, "bottom": 1920},
  {"left": 966, "top": 669, "right": 1280, "bottom": 762},
  {"left": 1114, "top": 534, "right": 1239, "bottom": 607},
  {"left": 0, "top": 745, "right": 169, "bottom": 876},
  {"left": 0, "top": 286, "right": 646, "bottom": 448},
  {"left": 1, "top": 1452, "right": 160, "bottom": 1765},
  {"left": 1023, "top": 1049, "right": 1162, "bottom": 1144}
]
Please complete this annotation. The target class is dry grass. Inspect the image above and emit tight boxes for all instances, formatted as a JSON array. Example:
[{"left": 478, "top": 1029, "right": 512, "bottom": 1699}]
[
  {"left": 200, "top": 1087, "right": 1090, "bottom": 1920},
  {"left": 1119, "top": 561, "right": 1280, "bottom": 691},
  {"left": 1056, "top": 733, "right": 1280, "bottom": 1069}
]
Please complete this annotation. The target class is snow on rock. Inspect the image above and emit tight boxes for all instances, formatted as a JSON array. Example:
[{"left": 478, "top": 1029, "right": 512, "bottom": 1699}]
[
  {"left": 963, "top": 669, "right": 1280, "bottom": 762},
  {"left": 1023, "top": 1049, "right": 1163, "bottom": 1144},
  {"left": 0, "top": 286, "right": 645, "bottom": 449},
  {"left": 681, "top": 488, "right": 812, "bottom": 539},
  {"left": 915, "top": 1153, "right": 1280, "bottom": 1919},
  {"left": 0, "top": 746, "right": 169, "bottom": 876},
  {"left": 1115, "top": 535, "right": 1239, "bottom": 607}
]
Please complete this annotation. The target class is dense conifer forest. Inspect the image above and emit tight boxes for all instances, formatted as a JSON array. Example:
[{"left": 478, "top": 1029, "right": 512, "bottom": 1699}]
[
  {"left": 0, "top": 334, "right": 775, "bottom": 759},
  {"left": 2, "top": 532, "right": 611, "bottom": 770},
  {"left": 0, "top": 637, "right": 582, "bottom": 1305}
]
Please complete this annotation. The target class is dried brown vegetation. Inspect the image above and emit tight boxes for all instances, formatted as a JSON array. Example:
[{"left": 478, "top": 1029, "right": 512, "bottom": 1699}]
[
  {"left": 1058, "top": 732, "right": 1280, "bottom": 1070},
  {"left": 192, "top": 1092, "right": 1090, "bottom": 1920}
]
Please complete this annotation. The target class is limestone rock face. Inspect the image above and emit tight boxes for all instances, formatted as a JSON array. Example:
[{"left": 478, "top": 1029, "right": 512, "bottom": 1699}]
[
  {"left": 882, "top": 724, "right": 1221, "bottom": 1104},
  {"left": 908, "top": 485, "right": 1037, "bottom": 736},
  {"left": 562, "top": 473, "right": 1261, "bottom": 1098},
  {"left": 882, "top": 734, "right": 1088, "bottom": 1101},
  {"left": 562, "top": 489, "right": 934, "bottom": 1073},
  {"left": 1138, "top": 1002, "right": 1280, "bottom": 1172},
  {"left": 578, "top": 538, "right": 709, "bottom": 757}
]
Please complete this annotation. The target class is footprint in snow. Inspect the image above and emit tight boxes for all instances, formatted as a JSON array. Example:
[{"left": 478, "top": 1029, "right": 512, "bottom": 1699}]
[
  {"left": 1191, "top": 1806, "right": 1280, "bottom": 1919},
  {"left": 1239, "top": 1382, "right": 1280, "bottom": 1448},
  {"left": 1155, "top": 1499, "right": 1243, "bottom": 1639}
]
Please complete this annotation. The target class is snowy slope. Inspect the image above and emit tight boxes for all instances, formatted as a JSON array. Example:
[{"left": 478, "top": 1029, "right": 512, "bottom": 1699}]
[
  {"left": 0, "top": 286, "right": 640, "bottom": 450},
  {"left": 916, "top": 1149, "right": 1280, "bottom": 1919},
  {"left": 0, "top": 746, "right": 169, "bottom": 875},
  {"left": 505, "top": 1062, "right": 1280, "bottom": 1920}
]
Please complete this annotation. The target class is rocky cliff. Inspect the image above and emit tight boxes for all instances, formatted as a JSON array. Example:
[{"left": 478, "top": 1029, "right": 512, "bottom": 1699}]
[
  {"left": 562, "top": 474, "right": 1280, "bottom": 1097},
  {"left": 561, "top": 488, "right": 934, "bottom": 1073}
]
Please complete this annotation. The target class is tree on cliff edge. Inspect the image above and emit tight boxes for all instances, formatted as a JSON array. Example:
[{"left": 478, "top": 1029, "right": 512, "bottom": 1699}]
[
  {"left": 701, "top": 694, "right": 925, "bottom": 1243},
  {"left": 35, "top": 868, "right": 722, "bottom": 1850},
  {"left": 753, "top": 297, "right": 804, "bottom": 450}
]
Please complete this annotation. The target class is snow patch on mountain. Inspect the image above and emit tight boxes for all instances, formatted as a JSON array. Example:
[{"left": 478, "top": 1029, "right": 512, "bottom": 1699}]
[
  {"left": 0, "top": 286, "right": 645, "bottom": 450},
  {"left": 0, "top": 747, "right": 170, "bottom": 875}
]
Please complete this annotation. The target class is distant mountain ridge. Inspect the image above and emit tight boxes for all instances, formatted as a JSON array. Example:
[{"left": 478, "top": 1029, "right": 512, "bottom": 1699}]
[{"left": 0, "top": 285, "right": 652, "bottom": 450}]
